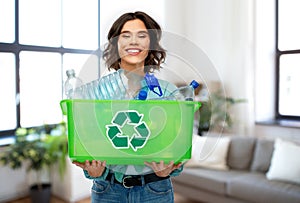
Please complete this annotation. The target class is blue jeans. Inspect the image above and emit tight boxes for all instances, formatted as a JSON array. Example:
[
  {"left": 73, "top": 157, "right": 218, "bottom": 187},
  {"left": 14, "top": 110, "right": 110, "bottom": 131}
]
[{"left": 91, "top": 177, "right": 174, "bottom": 203}]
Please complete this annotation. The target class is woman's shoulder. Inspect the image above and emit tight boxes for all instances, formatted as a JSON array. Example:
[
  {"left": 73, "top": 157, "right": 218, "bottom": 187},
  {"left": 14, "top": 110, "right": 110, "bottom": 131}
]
[{"left": 101, "top": 68, "right": 116, "bottom": 77}]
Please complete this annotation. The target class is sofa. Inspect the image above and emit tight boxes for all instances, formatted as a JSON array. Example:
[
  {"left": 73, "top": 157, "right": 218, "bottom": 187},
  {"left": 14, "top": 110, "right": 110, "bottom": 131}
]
[{"left": 172, "top": 135, "right": 300, "bottom": 203}]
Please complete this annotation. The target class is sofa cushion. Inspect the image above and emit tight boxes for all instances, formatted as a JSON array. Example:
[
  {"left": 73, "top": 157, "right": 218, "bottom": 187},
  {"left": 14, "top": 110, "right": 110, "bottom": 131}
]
[
  {"left": 172, "top": 167, "right": 247, "bottom": 195},
  {"left": 227, "top": 172, "right": 300, "bottom": 203},
  {"left": 185, "top": 136, "right": 230, "bottom": 170},
  {"left": 227, "top": 137, "right": 256, "bottom": 170},
  {"left": 250, "top": 139, "right": 274, "bottom": 172},
  {"left": 266, "top": 138, "right": 300, "bottom": 185}
]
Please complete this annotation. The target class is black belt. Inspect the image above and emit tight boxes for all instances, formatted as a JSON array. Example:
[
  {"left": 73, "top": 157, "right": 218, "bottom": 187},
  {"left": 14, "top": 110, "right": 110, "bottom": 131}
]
[{"left": 106, "top": 173, "right": 169, "bottom": 188}]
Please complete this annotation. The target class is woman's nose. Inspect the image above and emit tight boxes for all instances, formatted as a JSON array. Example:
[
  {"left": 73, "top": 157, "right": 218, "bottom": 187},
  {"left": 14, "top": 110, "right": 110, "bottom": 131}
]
[{"left": 129, "top": 35, "right": 138, "bottom": 44}]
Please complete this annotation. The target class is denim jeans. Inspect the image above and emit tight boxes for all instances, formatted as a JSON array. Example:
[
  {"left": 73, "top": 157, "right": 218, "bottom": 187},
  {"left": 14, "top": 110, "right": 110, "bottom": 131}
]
[{"left": 91, "top": 177, "right": 174, "bottom": 203}]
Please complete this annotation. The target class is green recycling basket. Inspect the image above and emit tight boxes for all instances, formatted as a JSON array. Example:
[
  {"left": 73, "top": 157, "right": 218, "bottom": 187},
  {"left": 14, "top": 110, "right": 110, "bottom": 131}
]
[{"left": 60, "top": 99, "right": 201, "bottom": 165}]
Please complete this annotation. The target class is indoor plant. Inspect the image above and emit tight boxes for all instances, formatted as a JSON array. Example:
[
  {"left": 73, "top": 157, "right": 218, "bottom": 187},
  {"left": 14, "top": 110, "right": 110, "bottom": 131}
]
[
  {"left": 198, "top": 90, "right": 246, "bottom": 135},
  {"left": 0, "top": 122, "right": 67, "bottom": 203}
]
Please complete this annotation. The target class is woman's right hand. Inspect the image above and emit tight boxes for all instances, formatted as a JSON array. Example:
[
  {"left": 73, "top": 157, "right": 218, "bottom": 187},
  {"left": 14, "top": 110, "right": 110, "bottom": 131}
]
[{"left": 72, "top": 160, "right": 106, "bottom": 178}]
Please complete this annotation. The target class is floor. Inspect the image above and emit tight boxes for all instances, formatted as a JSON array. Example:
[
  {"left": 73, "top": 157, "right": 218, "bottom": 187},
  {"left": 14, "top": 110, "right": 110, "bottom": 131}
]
[{"left": 7, "top": 193, "right": 200, "bottom": 203}]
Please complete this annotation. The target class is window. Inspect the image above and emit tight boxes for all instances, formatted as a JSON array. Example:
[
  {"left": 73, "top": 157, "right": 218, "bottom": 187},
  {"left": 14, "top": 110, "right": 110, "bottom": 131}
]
[
  {"left": 276, "top": 0, "right": 300, "bottom": 119},
  {"left": 0, "top": 53, "right": 16, "bottom": 131},
  {"left": 0, "top": 0, "right": 100, "bottom": 137}
]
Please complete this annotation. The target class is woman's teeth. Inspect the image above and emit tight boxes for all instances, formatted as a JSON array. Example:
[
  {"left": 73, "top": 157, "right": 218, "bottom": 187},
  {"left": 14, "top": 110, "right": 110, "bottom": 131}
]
[{"left": 127, "top": 49, "right": 140, "bottom": 53}]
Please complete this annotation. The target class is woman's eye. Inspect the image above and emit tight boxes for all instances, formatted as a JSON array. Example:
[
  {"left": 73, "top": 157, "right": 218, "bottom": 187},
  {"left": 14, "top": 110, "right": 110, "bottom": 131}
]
[
  {"left": 121, "top": 34, "right": 131, "bottom": 38},
  {"left": 138, "top": 34, "right": 148, "bottom": 38}
]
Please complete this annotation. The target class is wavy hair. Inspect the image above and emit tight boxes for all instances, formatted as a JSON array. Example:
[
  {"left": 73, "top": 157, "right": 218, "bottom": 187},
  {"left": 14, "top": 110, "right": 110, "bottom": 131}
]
[{"left": 102, "top": 11, "right": 166, "bottom": 73}]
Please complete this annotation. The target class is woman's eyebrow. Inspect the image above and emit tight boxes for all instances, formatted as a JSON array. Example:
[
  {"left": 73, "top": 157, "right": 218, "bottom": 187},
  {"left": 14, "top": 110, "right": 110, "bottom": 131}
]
[
  {"left": 120, "top": 30, "right": 131, "bottom": 34},
  {"left": 137, "top": 30, "right": 149, "bottom": 34}
]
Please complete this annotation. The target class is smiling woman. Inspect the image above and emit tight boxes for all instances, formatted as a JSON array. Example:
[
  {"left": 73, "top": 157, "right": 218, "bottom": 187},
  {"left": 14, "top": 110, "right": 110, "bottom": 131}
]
[{"left": 72, "top": 11, "right": 184, "bottom": 203}]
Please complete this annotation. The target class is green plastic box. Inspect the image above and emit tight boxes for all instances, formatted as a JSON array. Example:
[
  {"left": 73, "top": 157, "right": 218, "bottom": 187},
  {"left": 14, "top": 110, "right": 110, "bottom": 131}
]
[{"left": 60, "top": 99, "right": 201, "bottom": 165}]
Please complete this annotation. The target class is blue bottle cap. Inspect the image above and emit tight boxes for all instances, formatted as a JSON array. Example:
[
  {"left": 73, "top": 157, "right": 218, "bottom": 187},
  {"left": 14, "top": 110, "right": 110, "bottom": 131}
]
[
  {"left": 190, "top": 80, "right": 200, "bottom": 89},
  {"left": 144, "top": 73, "right": 163, "bottom": 96},
  {"left": 138, "top": 90, "right": 148, "bottom": 100}
]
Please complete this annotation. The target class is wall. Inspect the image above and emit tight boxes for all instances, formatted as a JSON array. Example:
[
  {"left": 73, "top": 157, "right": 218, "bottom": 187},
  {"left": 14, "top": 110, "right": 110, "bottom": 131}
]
[
  {"left": 0, "top": 164, "right": 28, "bottom": 202},
  {"left": 164, "top": 0, "right": 255, "bottom": 135},
  {"left": 162, "top": 0, "right": 300, "bottom": 140},
  {"left": 254, "top": 0, "right": 276, "bottom": 122},
  {"left": 51, "top": 158, "right": 93, "bottom": 202}
]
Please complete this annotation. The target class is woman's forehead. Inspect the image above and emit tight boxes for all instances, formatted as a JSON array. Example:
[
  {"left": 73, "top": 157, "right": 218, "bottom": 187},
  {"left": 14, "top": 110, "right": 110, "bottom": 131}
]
[{"left": 121, "top": 19, "right": 147, "bottom": 32}]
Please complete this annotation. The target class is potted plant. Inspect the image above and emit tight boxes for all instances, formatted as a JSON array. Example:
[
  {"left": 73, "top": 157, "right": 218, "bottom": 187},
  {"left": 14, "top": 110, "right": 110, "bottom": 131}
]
[
  {"left": 198, "top": 89, "right": 246, "bottom": 135},
  {"left": 0, "top": 122, "right": 67, "bottom": 203}
]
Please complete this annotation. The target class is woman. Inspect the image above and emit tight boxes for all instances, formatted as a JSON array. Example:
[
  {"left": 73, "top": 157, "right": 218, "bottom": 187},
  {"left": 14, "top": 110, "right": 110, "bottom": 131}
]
[{"left": 73, "top": 11, "right": 183, "bottom": 203}]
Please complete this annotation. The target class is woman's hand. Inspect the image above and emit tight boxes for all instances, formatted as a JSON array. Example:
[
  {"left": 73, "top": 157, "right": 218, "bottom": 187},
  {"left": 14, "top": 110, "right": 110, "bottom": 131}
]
[
  {"left": 72, "top": 160, "right": 106, "bottom": 178},
  {"left": 145, "top": 160, "right": 182, "bottom": 177}
]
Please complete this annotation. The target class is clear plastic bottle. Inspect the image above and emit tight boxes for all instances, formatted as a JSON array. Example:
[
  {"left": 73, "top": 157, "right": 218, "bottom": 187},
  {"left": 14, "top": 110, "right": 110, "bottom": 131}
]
[
  {"left": 83, "top": 69, "right": 130, "bottom": 100},
  {"left": 64, "top": 69, "right": 84, "bottom": 99},
  {"left": 169, "top": 80, "right": 200, "bottom": 101}
]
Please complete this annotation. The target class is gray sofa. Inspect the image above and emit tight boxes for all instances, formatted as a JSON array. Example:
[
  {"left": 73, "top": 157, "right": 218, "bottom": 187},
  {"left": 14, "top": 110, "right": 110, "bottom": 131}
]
[{"left": 172, "top": 136, "right": 300, "bottom": 203}]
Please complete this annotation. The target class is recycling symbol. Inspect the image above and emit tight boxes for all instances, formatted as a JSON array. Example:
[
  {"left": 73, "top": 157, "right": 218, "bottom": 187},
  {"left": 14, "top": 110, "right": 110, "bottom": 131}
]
[{"left": 105, "top": 110, "right": 151, "bottom": 151}]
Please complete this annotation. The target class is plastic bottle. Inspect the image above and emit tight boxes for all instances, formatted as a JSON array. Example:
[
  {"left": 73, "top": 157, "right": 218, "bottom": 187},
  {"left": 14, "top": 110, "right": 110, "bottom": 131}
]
[
  {"left": 64, "top": 69, "right": 84, "bottom": 99},
  {"left": 83, "top": 69, "right": 130, "bottom": 100},
  {"left": 169, "top": 80, "right": 200, "bottom": 101}
]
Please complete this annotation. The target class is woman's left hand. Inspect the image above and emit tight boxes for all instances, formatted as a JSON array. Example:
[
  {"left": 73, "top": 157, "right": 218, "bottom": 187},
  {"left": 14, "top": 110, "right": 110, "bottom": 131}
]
[{"left": 144, "top": 160, "right": 182, "bottom": 177}]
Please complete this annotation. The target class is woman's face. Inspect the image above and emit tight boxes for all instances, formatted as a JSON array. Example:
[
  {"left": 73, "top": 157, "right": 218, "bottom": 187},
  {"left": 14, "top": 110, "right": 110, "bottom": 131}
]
[{"left": 118, "top": 19, "right": 150, "bottom": 72}]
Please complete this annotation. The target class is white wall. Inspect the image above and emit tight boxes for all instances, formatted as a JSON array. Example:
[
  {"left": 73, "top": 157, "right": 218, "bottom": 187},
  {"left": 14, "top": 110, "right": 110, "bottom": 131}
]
[
  {"left": 51, "top": 158, "right": 93, "bottom": 202},
  {"left": 0, "top": 165, "right": 28, "bottom": 202},
  {"left": 254, "top": 0, "right": 276, "bottom": 121},
  {"left": 163, "top": 0, "right": 255, "bottom": 135},
  {"left": 162, "top": 0, "right": 300, "bottom": 140}
]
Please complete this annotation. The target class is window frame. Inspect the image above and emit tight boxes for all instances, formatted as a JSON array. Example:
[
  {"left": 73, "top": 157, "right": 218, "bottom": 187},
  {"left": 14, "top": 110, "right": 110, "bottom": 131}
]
[{"left": 0, "top": 0, "right": 101, "bottom": 137}]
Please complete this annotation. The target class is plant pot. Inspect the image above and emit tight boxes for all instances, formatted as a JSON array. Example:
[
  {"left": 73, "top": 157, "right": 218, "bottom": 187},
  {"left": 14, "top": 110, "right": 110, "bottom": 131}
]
[{"left": 30, "top": 183, "right": 51, "bottom": 203}]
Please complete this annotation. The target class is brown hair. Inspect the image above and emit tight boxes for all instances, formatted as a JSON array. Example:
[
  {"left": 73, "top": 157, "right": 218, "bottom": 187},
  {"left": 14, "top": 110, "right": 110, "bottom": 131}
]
[{"left": 102, "top": 11, "right": 166, "bottom": 73}]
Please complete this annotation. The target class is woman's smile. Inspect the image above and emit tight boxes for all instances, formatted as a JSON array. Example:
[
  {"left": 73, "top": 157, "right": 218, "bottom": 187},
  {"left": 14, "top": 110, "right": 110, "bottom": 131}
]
[{"left": 126, "top": 48, "right": 143, "bottom": 56}]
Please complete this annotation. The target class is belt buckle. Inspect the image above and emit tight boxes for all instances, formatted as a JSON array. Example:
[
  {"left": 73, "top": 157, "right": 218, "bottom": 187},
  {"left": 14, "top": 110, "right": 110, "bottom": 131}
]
[{"left": 122, "top": 176, "right": 133, "bottom": 188}]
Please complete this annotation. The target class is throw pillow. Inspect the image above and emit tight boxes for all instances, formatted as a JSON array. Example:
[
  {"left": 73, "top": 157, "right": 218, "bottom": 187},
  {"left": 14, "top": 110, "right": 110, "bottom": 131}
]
[
  {"left": 185, "top": 135, "right": 230, "bottom": 170},
  {"left": 250, "top": 139, "right": 274, "bottom": 172},
  {"left": 266, "top": 138, "right": 300, "bottom": 184},
  {"left": 227, "top": 137, "right": 256, "bottom": 170}
]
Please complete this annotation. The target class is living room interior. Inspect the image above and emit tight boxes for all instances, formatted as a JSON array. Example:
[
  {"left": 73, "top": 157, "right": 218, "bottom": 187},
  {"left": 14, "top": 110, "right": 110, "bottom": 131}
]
[{"left": 0, "top": 0, "right": 300, "bottom": 202}]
